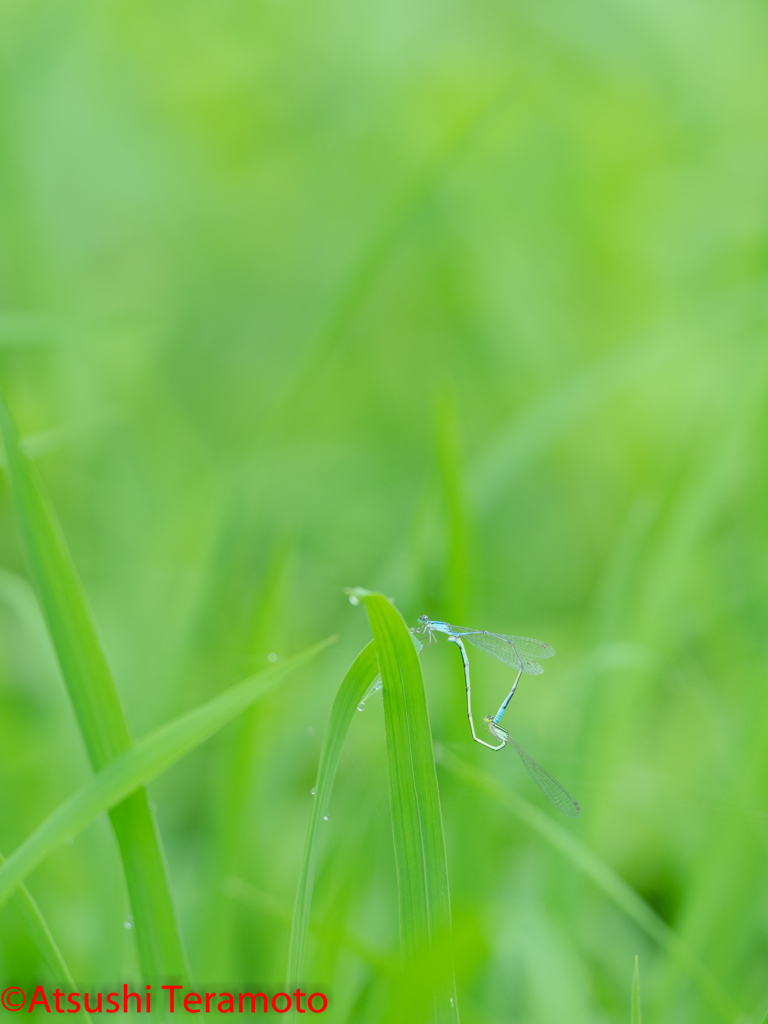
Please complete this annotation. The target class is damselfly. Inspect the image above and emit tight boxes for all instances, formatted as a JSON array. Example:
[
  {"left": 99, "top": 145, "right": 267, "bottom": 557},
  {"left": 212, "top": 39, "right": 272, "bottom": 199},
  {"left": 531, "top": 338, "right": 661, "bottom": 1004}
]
[
  {"left": 413, "top": 618, "right": 579, "bottom": 818},
  {"left": 412, "top": 616, "right": 554, "bottom": 724}
]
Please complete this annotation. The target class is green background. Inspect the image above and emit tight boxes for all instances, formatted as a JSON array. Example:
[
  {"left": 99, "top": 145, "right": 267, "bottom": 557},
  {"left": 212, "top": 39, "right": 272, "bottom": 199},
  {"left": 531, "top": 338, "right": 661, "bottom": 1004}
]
[{"left": 1, "top": 0, "right": 767, "bottom": 1020}]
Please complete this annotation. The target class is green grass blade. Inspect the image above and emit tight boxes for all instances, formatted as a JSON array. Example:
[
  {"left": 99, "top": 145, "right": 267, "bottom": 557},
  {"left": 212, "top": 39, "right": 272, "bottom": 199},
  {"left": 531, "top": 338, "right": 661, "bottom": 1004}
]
[
  {"left": 0, "top": 391, "right": 133, "bottom": 769},
  {"left": 631, "top": 955, "right": 642, "bottom": 1024},
  {"left": 2, "top": 852, "right": 77, "bottom": 988},
  {"left": 363, "top": 593, "right": 459, "bottom": 1024},
  {"left": 0, "top": 387, "right": 189, "bottom": 984},
  {"left": 286, "top": 640, "right": 379, "bottom": 991},
  {"left": 0, "top": 636, "right": 333, "bottom": 913},
  {"left": 438, "top": 747, "right": 739, "bottom": 1022}
]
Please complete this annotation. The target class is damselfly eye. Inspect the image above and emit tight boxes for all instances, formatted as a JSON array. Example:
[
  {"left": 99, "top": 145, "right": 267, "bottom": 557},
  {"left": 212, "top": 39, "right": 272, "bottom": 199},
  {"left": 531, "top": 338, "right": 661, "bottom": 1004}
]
[{"left": 418, "top": 614, "right": 428, "bottom": 623}]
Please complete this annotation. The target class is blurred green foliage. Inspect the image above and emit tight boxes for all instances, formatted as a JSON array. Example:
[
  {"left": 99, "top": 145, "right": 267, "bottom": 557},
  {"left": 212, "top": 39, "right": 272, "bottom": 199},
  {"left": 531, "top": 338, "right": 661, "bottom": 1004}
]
[{"left": 1, "top": 0, "right": 768, "bottom": 1020}]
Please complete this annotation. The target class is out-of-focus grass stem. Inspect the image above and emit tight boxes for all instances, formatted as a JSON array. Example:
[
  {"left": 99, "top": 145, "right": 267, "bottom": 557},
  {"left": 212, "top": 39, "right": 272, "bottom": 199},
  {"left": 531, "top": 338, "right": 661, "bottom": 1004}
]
[
  {"left": 437, "top": 747, "right": 739, "bottom": 1023},
  {"left": 0, "top": 386, "right": 190, "bottom": 989},
  {"left": 286, "top": 641, "right": 379, "bottom": 992},
  {"left": 0, "top": 638, "right": 333, "bottom": 909},
  {"left": 434, "top": 390, "right": 471, "bottom": 623},
  {"left": 2, "top": 851, "right": 77, "bottom": 988},
  {"left": 631, "top": 955, "right": 642, "bottom": 1023}
]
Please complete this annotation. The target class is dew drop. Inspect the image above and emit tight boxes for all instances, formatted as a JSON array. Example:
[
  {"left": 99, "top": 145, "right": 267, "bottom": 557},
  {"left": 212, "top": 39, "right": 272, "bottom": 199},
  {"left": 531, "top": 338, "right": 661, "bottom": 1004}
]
[
  {"left": 323, "top": 815, "right": 329, "bottom": 821},
  {"left": 311, "top": 787, "right": 316, "bottom": 796},
  {"left": 267, "top": 652, "right": 278, "bottom": 663},
  {"left": 357, "top": 702, "right": 365, "bottom": 711},
  {"left": 123, "top": 919, "right": 133, "bottom": 930},
  {"left": 348, "top": 595, "right": 359, "bottom": 606}
]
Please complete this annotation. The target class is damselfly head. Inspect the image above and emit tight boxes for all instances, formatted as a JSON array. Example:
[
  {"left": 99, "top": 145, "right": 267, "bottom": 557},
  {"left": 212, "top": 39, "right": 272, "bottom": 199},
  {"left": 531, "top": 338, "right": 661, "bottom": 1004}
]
[{"left": 418, "top": 614, "right": 429, "bottom": 624}]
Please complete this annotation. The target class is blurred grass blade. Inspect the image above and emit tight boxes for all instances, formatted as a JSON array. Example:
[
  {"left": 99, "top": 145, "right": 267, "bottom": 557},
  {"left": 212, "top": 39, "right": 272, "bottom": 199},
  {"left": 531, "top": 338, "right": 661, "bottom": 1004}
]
[
  {"left": 434, "top": 390, "right": 470, "bottom": 622},
  {"left": 471, "top": 341, "right": 677, "bottom": 510},
  {"left": 437, "top": 747, "right": 739, "bottom": 1023},
  {"left": 363, "top": 592, "right": 459, "bottom": 1024},
  {"left": 631, "top": 955, "right": 642, "bottom": 1024},
  {"left": 263, "top": 93, "right": 501, "bottom": 427},
  {"left": 0, "top": 637, "right": 332, "bottom": 911},
  {"left": 1, "top": 852, "right": 76, "bottom": 988},
  {"left": 0, "top": 387, "right": 188, "bottom": 985},
  {"left": 287, "top": 641, "right": 379, "bottom": 990},
  {"left": 229, "top": 875, "right": 391, "bottom": 971},
  {"left": 198, "top": 529, "right": 295, "bottom": 980}
]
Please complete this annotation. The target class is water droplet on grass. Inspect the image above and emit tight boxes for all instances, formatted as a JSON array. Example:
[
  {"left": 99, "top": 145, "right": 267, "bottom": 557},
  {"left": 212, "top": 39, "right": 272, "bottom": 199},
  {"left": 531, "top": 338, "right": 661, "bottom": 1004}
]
[
  {"left": 267, "top": 652, "right": 278, "bottom": 663},
  {"left": 311, "top": 787, "right": 316, "bottom": 796},
  {"left": 123, "top": 919, "right": 133, "bottom": 930},
  {"left": 323, "top": 815, "right": 329, "bottom": 821},
  {"left": 348, "top": 595, "right": 359, "bottom": 606}
]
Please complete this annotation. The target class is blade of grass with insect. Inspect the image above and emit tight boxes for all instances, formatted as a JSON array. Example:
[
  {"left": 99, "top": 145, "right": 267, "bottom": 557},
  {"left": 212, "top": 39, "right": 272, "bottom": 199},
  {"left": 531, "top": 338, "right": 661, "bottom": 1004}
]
[
  {"left": 0, "top": 637, "right": 333, "bottom": 910},
  {"left": 0, "top": 386, "right": 188, "bottom": 986},
  {"left": 286, "top": 640, "right": 379, "bottom": 991},
  {"left": 363, "top": 592, "right": 459, "bottom": 1024},
  {"left": 436, "top": 746, "right": 739, "bottom": 1023}
]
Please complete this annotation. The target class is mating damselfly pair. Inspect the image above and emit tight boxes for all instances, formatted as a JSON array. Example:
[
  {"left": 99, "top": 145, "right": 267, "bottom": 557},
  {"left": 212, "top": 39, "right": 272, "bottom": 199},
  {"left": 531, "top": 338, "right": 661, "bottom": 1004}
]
[{"left": 412, "top": 617, "right": 580, "bottom": 819}]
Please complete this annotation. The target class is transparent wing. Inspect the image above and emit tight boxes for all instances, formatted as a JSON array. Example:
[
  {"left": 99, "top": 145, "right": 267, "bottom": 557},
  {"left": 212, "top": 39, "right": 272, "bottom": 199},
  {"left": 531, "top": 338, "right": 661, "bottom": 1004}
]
[
  {"left": 484, "top": 717, "right": 510, "bottom": 744},
  {"left": 461, "top": 631, "right": 553, "bottom": 674},
  {"left": 509, "top": 737, "right": 580, "bottom": 818},
  {"left": 494, "top": 634, "right": 555, "bottom": 661}
]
